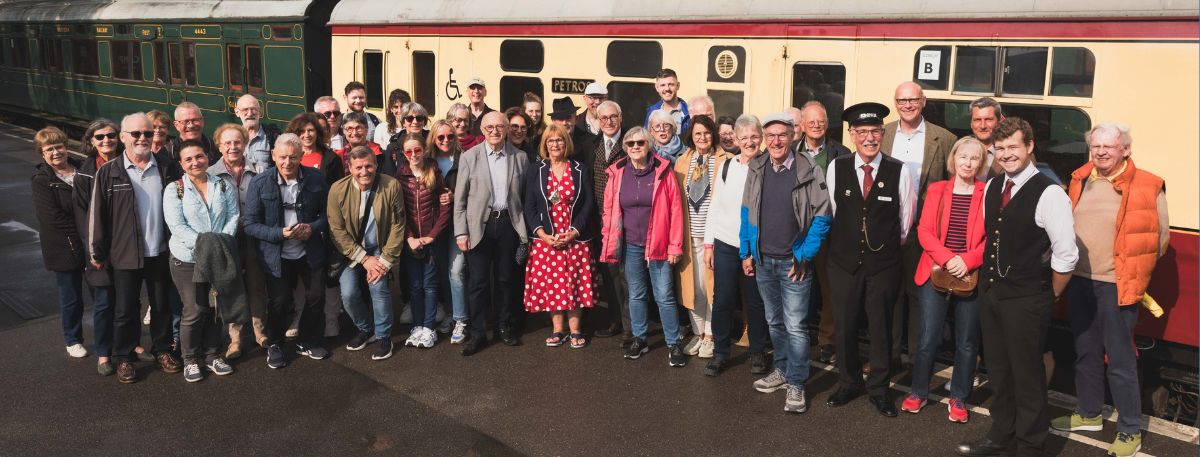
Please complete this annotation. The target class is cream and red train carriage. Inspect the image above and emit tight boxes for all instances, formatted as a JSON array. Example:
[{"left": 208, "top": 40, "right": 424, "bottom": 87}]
[{"left": 327, "top": 0, "right": 1199, "bottom": 391}]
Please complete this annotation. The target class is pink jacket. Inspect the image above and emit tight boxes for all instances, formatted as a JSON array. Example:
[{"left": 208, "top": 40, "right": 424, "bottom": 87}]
[
  {"left": 915, "top": 179, "right": 986, "bottom": 285},
  {"left": 600, "top": 156, "right": 684, "bottom": 263}
]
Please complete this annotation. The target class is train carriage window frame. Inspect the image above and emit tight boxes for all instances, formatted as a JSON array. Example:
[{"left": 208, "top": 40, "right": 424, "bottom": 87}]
[
  {"left": 12, "top": 37, "right": 31, "bottom": 69},
  {"left": 0, "top": 38, "right": 8, "bottom": 67},
  {"left": 499, "top": 76, "right": 543, "bottom": 117},
  {"left": 110, "top": 40, "right": 143, "bottom": 81},
  {"left": 953, "top": 46, "right": 998, "bottom": 95},
  {"left": 412, "top": 51, "right": 435, "bottom": 114},
  {"left": 71, "top": 39, "right": 97, "bottom": 77},
  {"left": 791, "top": 62, "right": 847, "bottom": 144},
  {"left": 1049, "top": 47, "right": 1096, "bottom": 98},
  {"left": 607, "top": 80, "right": 659, "bottom": 133},
  {"left": 39, "top": 38, "right": 63, "bottom": 73},
  {"left": 154, "top": 41, "right": 168, "bottom": 84},
  {"left": 361, "top": 50, "right": 384, "bottom": 110},
  {"left": 707, "top": 89, "right": 744, "bottom": 119},
  {"left": 227, "top": 44, "right": 244, "bottom": 92},
  {"left": 245, "top": 44, "right": 264, "bottom": 94},
  {"left": 999, "top": 46, "right": 1049, "bottom": 98},
  {"left": 606, "top": 41, "right": 663, "bottom": 79},
  {"left": 169, "top": 41, "right": 198, "bottom": 87},
  {"left": 270, "top": 26, "right": 293, "bottom": 42},
  {"left": 912, "top": 45, "right": 951, "bottom": 91},
  {"left": 499, "top": 40, "right": 544, "bottom": 73}
]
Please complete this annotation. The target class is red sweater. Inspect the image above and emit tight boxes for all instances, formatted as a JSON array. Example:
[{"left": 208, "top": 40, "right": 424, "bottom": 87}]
[{"left": 914, "top": 179, "right": 986, "bottom": 286}]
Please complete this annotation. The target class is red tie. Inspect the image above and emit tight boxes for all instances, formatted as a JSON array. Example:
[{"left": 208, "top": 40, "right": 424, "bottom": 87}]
[
  {"left": 861, "top": 164, "right": 873, "bottom": 200},
  {"left": 1000, "top": 179, "right": 1015, "bottom": 209}
]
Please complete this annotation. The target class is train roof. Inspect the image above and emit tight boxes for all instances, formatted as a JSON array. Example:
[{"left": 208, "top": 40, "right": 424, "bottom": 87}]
[
  {"left": 0, "top": 0, "right": 317, "bottom": 23},
  {"left": 328, "top": 0, "right": 1200, "bottom": 25}
]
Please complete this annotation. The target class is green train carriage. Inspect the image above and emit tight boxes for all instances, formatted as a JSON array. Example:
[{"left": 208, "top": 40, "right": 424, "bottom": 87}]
[{"left": 0, "top": 0, "right": 337, "bottom": 134}]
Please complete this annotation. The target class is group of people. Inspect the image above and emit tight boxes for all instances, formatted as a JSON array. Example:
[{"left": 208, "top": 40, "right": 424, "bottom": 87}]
[{"left": 31, "top": 69, "right": 1168, "bottom": 457}]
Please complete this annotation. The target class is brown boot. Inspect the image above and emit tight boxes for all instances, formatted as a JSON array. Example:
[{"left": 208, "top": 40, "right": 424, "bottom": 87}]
[
  {"left": 117, "top": 362, "right": 138, "bottom": 384},
  {"left": 157, "top": 352, "right": 182, "bottom": 374},
  {"left": 226, "top": 323, "right": 243, "bottom": 360},
  {"left": 252, "top": 317, "right": 267, "bottom": 347}
]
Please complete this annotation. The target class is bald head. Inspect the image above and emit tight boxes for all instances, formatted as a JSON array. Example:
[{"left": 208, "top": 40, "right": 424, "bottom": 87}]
[
  {"left": 120, "top": 112, "right": 152, "bottom": 157},
  {"left": 787, "top": 107, "right": 804, "bottom": 141},
  {"left": 689, "top": 96, "right": 715, "bottom": 120},
  {"left": 894, "top": 81, "right": 926, "bottom": 126},
  {"left": 235, "top": 94, "right": 262, "bottom": 130},
  {"left": 800, "top": 103, "right": 828, "bottom": 144}
]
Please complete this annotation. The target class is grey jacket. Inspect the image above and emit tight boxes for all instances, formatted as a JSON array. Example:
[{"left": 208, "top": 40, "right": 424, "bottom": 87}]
[
  {"left": 739, "top": 151, "right": 832, "bottom": 264},
  {"left": 193, "top": 232, "right": 248, "bottom": 324},
  {"left": 453, "top": 141, "right": 529, "bottom": 248}
]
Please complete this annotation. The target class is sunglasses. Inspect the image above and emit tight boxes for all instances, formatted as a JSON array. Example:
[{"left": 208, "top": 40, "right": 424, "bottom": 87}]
[
  {"left": 321, "top": 111, "right": 342, "bottom": 118},
  {"left": 404, "top": 148, "right": 424, "bottom": 154},
  {"left": 623, "top": 139, "right": 647, "bottom": 147},
  {"left": 403, "top": 115, "right": 428, "bottom": 123},
  {"left": 436, "top": 135, "right": 454, "bottom": 141},
  {"left": 92, "top": 132, "right": 118, "bottom": 141},
  {"left": 126, "top": 131, "right": 155, "bottom": 139}
]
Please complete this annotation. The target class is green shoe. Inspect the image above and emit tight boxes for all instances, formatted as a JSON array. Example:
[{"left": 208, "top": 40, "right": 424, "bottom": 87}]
[
  {"left": 1108, "top": 432, "right": 1141, "bottom": 457},
  {"left": 1050, "top": 412, "right": 1103, "bottom": 432}
]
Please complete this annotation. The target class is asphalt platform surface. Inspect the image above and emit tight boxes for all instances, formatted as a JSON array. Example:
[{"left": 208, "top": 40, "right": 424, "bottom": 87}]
[{"left": 0, "top": 122, "right": 1193, "bottom": 456}]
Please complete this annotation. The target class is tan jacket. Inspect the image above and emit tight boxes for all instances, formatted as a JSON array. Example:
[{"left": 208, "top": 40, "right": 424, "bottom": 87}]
[
  {"left": 327, "top": 173, "right": 407, "bottom": 269},
  {"left": 672, "top": 148, "right": 730, "bottom": 310}
]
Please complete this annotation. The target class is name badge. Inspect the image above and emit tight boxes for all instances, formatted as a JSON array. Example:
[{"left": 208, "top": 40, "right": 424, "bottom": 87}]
[{"left": 877, "top": 196, "right": 893, "bottom": 202}]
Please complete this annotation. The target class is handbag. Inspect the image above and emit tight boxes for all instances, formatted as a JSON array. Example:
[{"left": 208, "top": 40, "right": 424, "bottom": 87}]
[{"left": 929, "top": 190, "right": 978, "bottom": 297}]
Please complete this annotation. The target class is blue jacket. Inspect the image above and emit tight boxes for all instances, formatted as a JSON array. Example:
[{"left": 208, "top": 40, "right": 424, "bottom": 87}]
[
  {"left": 243, "top": 166, "right": 329, "bottom": 277},
  {"left": 739, "top": 152, "right": 831, "bottom": 264},
  {"left": 163, "top": 173, "right": 240, "bottom": 263}
]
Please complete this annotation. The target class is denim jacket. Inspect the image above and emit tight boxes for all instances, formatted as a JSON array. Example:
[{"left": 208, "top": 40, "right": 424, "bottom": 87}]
[{"left": 164, "top": 172, "right": 240, "bottom": 263}]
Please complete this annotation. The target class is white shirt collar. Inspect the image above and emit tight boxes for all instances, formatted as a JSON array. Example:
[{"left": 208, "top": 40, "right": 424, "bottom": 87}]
[{"left": 853, "top": 152, "right": 883, "bottom": 169}]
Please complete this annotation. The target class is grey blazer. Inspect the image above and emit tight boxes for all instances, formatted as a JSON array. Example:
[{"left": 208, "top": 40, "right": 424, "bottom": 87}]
[{"left": 453, "top": 141, "right": 529, "bottom": 248}]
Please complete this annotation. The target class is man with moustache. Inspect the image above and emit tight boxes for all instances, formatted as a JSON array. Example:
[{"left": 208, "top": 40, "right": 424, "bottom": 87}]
[
  {"left": 956, "top": 118, "right": 1077, "bottom": 457},
  {"left": 88, "top": 112, "right": 184, "bottom": 383},
  {"left": 822, "top": 103, "right": 915, "bottom": 417},
  {"left": 235, "top": 94, "right": 280, "bottom": 173},
  {"left": 166, "top": 102, "right": 218, "bottom": 163}
]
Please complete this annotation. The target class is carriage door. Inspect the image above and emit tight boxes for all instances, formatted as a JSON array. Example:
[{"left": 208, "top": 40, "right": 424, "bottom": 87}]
[
  {"left": 703, "top": 42, "right": 748, "bottom": 118},
  {"left": 786, "top": 25, "right": 856, "bottom": 144}
]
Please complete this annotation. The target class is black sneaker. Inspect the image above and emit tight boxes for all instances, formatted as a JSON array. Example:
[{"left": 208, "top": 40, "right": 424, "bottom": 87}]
[
  {"left": 372, "top": 337, "right": 393, "bottom": 361},
  {"left": 668, "top": 344, "right": 688, "bottom": 367},
  {"left": 704, "top": 357, "right": 728, "bottom": 377},
  {"left": 346, "top": 332, "right": 376, "bottom": 351},
  {"left": 266, "top": 344, "right": 287, "bottom": 369},
  {"left": 817, "top": 344, "right": 836, "bottom": 364},
  {"left": 623, "top": 338, "right": 648, "bottom": 359},
  {"left": 296, "top": 342, "right": 330, "bottom": 360},
  {"left": 750, "top": 352, "right": 770, "bottom": 374}
]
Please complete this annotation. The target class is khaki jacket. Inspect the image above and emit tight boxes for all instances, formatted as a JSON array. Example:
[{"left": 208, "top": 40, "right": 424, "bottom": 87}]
[
  {"left": 672, "top": 148, "right": 730, "bottom": 310},
  {"left": 327, "top": 173, "right": 407, "bottom": 269}
]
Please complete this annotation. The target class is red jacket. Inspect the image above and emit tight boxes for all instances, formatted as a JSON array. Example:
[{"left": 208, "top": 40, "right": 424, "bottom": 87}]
[
  {"left": 914, "top": 179, "right": 986, "bottom": 286},
  {"left": 394, "top": 157, "right": 450, "bottom": 240},
  {"left": 600, "top": 155, "right": 683, "bottom": 263}
]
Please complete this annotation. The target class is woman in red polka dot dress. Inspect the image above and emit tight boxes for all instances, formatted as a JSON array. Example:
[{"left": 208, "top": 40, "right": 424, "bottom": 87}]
[{"left": 522, "top": 124, "right": 597, "bottom": 349}]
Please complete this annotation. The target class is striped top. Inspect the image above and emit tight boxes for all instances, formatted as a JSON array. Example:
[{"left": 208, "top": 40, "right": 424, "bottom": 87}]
[
  {"left": 944, "top": 193, "right": 972, "bottom": 253},
  {"left": 685, "top": 154, "right": 715, "bottom": 238}
]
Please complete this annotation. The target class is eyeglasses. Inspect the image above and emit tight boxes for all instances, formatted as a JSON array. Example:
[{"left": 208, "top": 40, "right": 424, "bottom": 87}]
[
  {"left": 737, "top": 135, "right": 762, "bottom": 142},
  {"left": 651, "top": 124, "right": 672, "bottom": 132},
  {"left": 320, "top": 111, "right": 342, "bottom": 119},
  {"left": 764, "top": 133, "right": 790, "bottom": 142},
  {"left": 894, "top": 98, "right": 924, "bottom": 106},
  {"left": 510, "top": 124, "right": 528, "bottom": 132},
  {"left": 451, "top": 117, "right": 469, "bottom": 124},
  {"left": 805, "top": 121, "right": 827, "bottom": 127},
  {"left": 403, "top": 115, "right": 428, "bottom": 123},
  {"left": 693, "top": 131, "right": 712, "bottom": 137},
  {"left": 92, "top": 132, "right": 118, "bottom": 141},
  {"left": 125, "top": 130, "right": 155, "bottom": 139},
  {"left": 436, "top": 134, "right": 454, "bottom": 141},
  {"left": 344, "top": 125, "right": 365, "bottom": 132},
  {"left": 623, "top": 139, "right": 647, "bottom": 147},
  {"left": 545, "top": 138, "right": 565, "bottom": 144},
  {"left": 481, "top": 125, "right": 504, "bottom": 133},
  {"left": 176, "top": 118, "right": 203, "bottom": 125},
  {"left": 404, "top": 148, "right": 424, "bottom": 154},
  {"left": 599, "top": 115, "right": 620, "bottom": 123},
  {"left": 851, "top": 128, "right": 885, "bottom": 137}
]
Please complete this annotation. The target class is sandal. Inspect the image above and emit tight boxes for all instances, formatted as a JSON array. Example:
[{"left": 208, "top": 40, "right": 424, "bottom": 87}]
[
  {"left": 545, "top": 332, "right": 567, "bottom": 347},
  {"left": 569, "top": 333, "right": 587, "bottom": 349}
]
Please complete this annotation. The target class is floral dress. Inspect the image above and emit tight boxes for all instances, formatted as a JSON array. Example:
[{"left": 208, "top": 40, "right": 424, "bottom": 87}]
[{"left": 523, "top": 169, "right": 595, "bottom": 312}]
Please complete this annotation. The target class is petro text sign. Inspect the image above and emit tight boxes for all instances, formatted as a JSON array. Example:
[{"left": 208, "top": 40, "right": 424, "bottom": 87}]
[{"left": 552, "top": 78, "right": 595, "bottom": 94}]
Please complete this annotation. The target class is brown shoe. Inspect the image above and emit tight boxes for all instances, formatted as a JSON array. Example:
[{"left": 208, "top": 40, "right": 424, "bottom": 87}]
[
  {"left": 226, "top": 339, "right": 242, "bottom": 360},
  {"left": 157, "top": 352, "right": 182, "bottom": 373},
  {"left": 117, "top": 362, "right": 138, "bottom": 384}
]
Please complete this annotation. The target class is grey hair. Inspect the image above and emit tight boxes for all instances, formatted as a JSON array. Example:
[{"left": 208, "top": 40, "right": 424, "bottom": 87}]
[
  {"left": 274, "top": 133, "right": 301, "bottom": 152},
  {"left": 647, "top": 110, "right": 678, "bottom": 133},
  {"left": 446, "top": 102, "right": 469, "bottom": 119},
  {"left": 624, "top": 126, "right": 649, "bottom": 143},
  {"left": 969, "top": 97, "right": 1004, "bottom": 118},
  {"left": 598, "top": 100, "right": 622, "bottom": 116},
  {"left": 174, "top": 101, "right": 200, "bottom": 115},
  {"left": 1086, "top": 123, "right": 1132, "bottom": 148},
  {"left": 734, "top": 114, "right": 763, "bottom": 136},
  {"left": 120, "top": 112, "right": 149, "bottom": 131},
  {"left": 402, "top": 102, "right": 429, "bottom": 118},
  {"left": 688, "top": 95, "right": 714, "bottom": 110},
  {"left": 342, "top": 111, "right": 369, "bottom": 127},
  {"left": 313, "top": 96, "right": 338, "bottom": 112}
]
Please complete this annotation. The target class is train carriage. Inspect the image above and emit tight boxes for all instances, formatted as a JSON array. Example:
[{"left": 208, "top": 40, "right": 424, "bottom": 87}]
[
  {"left": 0, "top": 0, "right": 337, "bottom": 131},
  {"left": 326, "top": 0, "right": 1200, "bottom": 384}
]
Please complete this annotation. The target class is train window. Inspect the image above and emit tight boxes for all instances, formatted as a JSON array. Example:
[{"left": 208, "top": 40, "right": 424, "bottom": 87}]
[
  {"left": 71, "top": 39, "right": 97, "bottom": 76},
  {"left": 227, "top": 45, "right": 244, "bottom": 91},
  {"left": 954, "top": 46, "right": 996, "bottom": 94},
  {"left": 270, "top": 26, "right": 293, "bottom": 42},
  {"left": 791, "top": 63, "right": 846, "bottom": 143},
  {"left": 111, "top": 41, "right": 143, "bottom": 81},
  {"left": 923, "top": 100, "right": 1091, "bottom": 182},
  {"left": 154, "top": 41, "right": 167, "bottom": 84},
  {"left": 500, "top": 76, "right": 543, "bottom": 115},
  {"left": 499, "top": 40, "right": 543, "bottom": 73},
  {"left": 707, "top": 89, "right": 743, "bottom": 119},
  {"left": 1050, "top": 47, "right": 1095, "bottom": 98},
  {"left": 912, "top": 45, "right": 951, "bottom": 91},
  {"left": 606, "top": 41, "right": 663, "bottom": 78},
  {"left": 39, "top": 39, "right": 63, "bottom": 72},
  {"left": 607, "top": 81, "right": 658, "bottom": 132},
  {"left": 412, "top": 51, "right": 435, "bottom": 114},
  {"left": 1000, "top": 47, "right": 1048, "bottom": 96},
  {"left": 170, "top": 42, "right": 197, "bottom": 86},
  {"left": 12, "top": 38, "right": 31, "bottom": 69},
  {"left": 0, "top": 39, "right": 8, "bottom": 67},
  {"left": 246, "top": 45, "right": 263, "bottom": 93},
  {"left": 362, "top": 50, "right": 384, "bottom": 109}
]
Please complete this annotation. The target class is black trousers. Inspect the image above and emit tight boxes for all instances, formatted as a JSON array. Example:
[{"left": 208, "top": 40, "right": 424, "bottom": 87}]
[
  {"left": 112, "top": 254, "right": 173, "bottom": 362},
  {"left": 264, "top": 257, "right": 326, "bottom": 346},
  {"left": 711, "top": 240, "right": 768, "bottom": 358},
  {"left": 980, "top": 288, "right": 1053, "bottom": 456},
  {"left": 892, "top": 240, "right": 922, "bottom": 361},
  {"left": 465, "top": 216, "right": 520, "bottom": 339},
  {"left": 828, "top": 262, "right": 899, "bottom": 396},
  {"left": 597, "top": 261, "right": 630, "bottom": 331}
]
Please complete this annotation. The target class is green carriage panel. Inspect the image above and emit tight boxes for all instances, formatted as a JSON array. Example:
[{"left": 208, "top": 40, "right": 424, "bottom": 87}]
[
  {"left": 195, "top": 43, "right": 223, "bottom": 89},
  {"left": 263, "top": 45, "right": 303, "bottom": 97},
  {"left": 97, "top": 41, "right": 111, "bottom": 77}
]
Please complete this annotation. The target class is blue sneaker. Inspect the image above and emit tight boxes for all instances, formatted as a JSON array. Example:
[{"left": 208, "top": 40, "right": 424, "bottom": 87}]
[{"left": 266, "top": 344, "right": 287, "bottom": 369}]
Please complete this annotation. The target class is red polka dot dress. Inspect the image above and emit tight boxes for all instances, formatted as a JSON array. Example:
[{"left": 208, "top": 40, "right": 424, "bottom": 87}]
[{"left": 523, "top": 169, "right": 595, "bottom": 312}]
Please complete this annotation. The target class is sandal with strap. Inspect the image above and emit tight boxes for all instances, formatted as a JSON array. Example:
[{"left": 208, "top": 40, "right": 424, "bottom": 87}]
[
  {"left": 545, "top": 332, "right": 567, "bottom": 347},
  {"left": 569, "top": 333, "right": 587, "bottom": 349}
]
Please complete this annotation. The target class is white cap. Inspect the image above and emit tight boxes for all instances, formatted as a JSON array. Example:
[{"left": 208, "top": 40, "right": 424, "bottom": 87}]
[
  {"left": 584, "top": 82, "right": 607, "bottom": 96},
  {"left": 467, "top": 77, "right": 485, "bottom": 88}
]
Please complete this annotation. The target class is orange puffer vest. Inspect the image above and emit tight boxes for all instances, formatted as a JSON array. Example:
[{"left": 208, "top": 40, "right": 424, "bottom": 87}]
[{"left": 1068, "top": 159, "right": 1165, "bottom": 306}]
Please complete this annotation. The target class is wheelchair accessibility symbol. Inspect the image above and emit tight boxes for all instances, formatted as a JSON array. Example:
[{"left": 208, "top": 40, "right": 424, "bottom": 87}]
[{"left": 445, "top": 68, "right": 461, "bottom": 101}]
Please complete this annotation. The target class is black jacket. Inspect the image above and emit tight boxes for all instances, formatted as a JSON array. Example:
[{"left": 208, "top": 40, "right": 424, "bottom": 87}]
[
  {"left": 522, "top": 159, "right": 596, "bottom": 242},
  {"left": 87, "top": 152, "right": 182, "bottom": 270},
  {"left": 31, "top": 160, "right": 85, "bottom": 272},
  {"left": 308, "top": 146, "right": 345, "bottom": 188}
]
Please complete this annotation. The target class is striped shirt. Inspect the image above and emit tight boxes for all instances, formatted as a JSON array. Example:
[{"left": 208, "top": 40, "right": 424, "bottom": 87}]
[
  {"left": 944, "top": 193, "right": 972, "bottom": 253},
  {"left": 685, "top": 154, "right": 715, "bottom": 238}
]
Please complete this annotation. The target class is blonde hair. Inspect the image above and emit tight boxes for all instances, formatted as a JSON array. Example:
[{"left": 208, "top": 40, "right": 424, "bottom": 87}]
[
  {"left": 947, "top": 136, "right": 986, "bottom": 175},
  {"left": 213, "top": 123, "right": 248, "bottom": 144},
  {"left": 403, "top": 137, "right": 437, "bottom": 190},
  {"left": 537, "top": 124, "right": 574, "bottom": 160},
  {"left": 34, "top": 126, "right": 68, "bottom": 155}
]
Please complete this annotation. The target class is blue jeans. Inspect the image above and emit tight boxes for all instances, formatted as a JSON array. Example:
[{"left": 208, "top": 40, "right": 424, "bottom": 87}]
[
  {"left": 339, "top": 260, "right": 394, "bottom": 339},
  {"left": 404, "top": 253, "right": 439, "bottom": 329},
  {"left": 55, "top": 271, "right": 85, "bottom": 346},
  {"left": 911, "top": 282, "right": 980, "bottom": 401},
  {"left": 1067, "top": 277, "right": 1141, "bottom": 434},
  {"left": 755, "top": 256, "right": 813, "bottom": 387},
  {"left": 435, "top": 234, "right": 467, "bottom": 321},
  {"left": 623, "top": 243, "right": 680, "bottom": 346}
]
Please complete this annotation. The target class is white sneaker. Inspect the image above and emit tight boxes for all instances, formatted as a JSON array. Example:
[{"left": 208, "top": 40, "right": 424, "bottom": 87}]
[
  {"left": 698, "top": 339, "right": 714, "bottom": 359},
  {"left": 404, "top": 328, "right": 421, "bottom": 347},
  {"left": 682, "top": 336, "right": 702, "bottom": 356},
  {"left": 285, "top": 328, "right": 299, "bottom": 339},
  {"left": 142, "top": 307, "right": 151, "bottom": 326},
  {"left": 451, "top": 321, "right": 468, "bottom": 344},
  {"left": 65, "top": 344, "right": 89, "bottom": 358},
  {"left": 417, "top": 328, "right": 437, "bottom": 348}
]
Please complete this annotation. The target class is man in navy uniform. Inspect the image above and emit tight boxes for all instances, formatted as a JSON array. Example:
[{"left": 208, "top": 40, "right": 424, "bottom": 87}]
[{"left": 822, "top": 102, "right": 915, "bottom": 417}]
